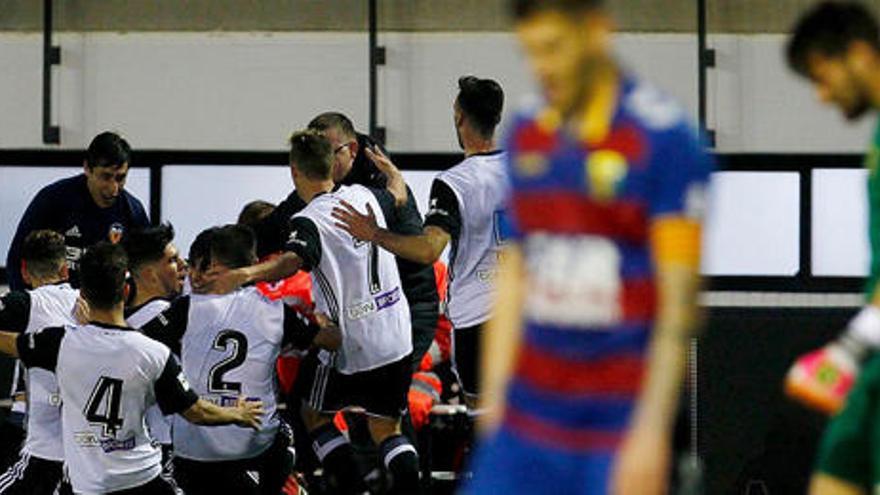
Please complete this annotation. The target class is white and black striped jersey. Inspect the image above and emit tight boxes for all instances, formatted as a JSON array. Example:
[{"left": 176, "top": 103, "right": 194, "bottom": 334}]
[
  {"left": 16, "top": 322, "right": 197, "bottom": 494},
  {"left": 286, "top": 184, "right": 412, "bottom": 374},
  {"left": 125, "top": 297, "right": 174, "bottom": 446},
  {"left": 141, "top": 287, "right": 320, "bottom": 461},
  {"left": 0, "top": 283, "right": 78, "bottom": 462},
  {"left": 424, "top": 151, "right": 508, "bottom": 328}
]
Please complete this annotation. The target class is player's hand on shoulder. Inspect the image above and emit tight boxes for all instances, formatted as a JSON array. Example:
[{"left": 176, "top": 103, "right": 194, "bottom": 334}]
[
  {"left": 365, "top": 145, "right": 407, "bottom": 206},
  {"left": 332, "top": 199, "right": 379, "bottom": 242},
  {"left": 313, "top": 312, "right": 342, "bottom": 351},
  {"left": 234, "top": 396, "right": 265, "bottom": 431},
  {"left": 192, "top": 266, "right": 247, "bottom": 295}
]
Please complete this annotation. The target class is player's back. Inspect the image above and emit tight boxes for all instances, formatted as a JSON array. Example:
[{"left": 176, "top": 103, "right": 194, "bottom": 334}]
[
  {"left": 173, "top": 287, "right": 282, "bottom": 461},
  {"left": 293, "top": 184, "right": 412, "bottom": 374},
  {"left": 22, "top": 283, "right": 78, "bottom": 462},
  {"left": 435, "top": 151, "right": 508, "bottom": 328},
  {"left": 56, "top": 323, "right": 169, "bottom": 493}
]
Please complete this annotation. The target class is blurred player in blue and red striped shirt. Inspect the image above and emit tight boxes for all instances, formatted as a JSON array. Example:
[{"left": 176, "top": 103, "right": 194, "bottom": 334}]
[{"left": 464, "top": 1, "right": 714, "bottom": 494}]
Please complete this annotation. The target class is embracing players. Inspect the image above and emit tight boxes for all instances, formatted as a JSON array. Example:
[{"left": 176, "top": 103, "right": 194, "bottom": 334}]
[{"left": 200, "top": 130, "right": 421, "bottom": 494}]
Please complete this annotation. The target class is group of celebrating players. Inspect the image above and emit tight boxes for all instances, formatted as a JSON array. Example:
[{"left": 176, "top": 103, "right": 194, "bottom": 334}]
[{"left": 7, "top": 0, "right": 880, "bottom": 494}]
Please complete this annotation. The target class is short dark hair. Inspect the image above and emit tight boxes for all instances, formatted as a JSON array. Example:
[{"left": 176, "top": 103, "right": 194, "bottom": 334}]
[
  {"left": 210, "top": 224, "right": 257, "bottom": 270},
  {"left": 188, "top": 227, "right": 217, "bottom": 273},
  {"left": 86, "top": 132, "right": 132, "bottom": 170},
  {"left": 308, "top": 112, "right": 357, "bottom": 140},
  {"left": 289, "top": 129, "right": 334, "bottom": 180},
  {"left": 788, "top": 1, "right": 880, "bottom": 77},
  {"left": 21, "top": 230, "right": 66, "bottom": 279},
  {"left": 457, "top": 76, "right": 504, "bottom": 139},
  {"left": 237, "top": 200, "right": 276, "bottom": 229},
  {"left": 510, "top": 0, "right": 603, "bottom": 19},
  {"left": 123, "top": 223, "right": 175, "bottom": 275},
  {"left": 80, "top": 242, "right": 128, "bottom": 310}
]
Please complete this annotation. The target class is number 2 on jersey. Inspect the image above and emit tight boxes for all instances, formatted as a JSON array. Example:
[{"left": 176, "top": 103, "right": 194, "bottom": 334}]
[
  {"left": 84, "top": 376, "right": 124, "bottom": 437},
  {"left": 208, "top": 330, "right": 249, "bottom": 394}
]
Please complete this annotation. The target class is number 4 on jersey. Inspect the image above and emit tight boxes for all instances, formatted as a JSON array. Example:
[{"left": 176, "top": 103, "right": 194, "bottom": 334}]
[{"left": 84, "top": 376, "right": 124, "bottom": 437}]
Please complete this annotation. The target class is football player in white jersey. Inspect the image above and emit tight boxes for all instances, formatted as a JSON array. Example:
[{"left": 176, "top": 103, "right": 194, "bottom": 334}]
[
  {"left": 333, "top": 76, "right": 507, "bottom": 403},
  {"left": 198, "top": 130, "right": 421, "bottom": 495},
  {"left": 0, "top": 242, "right": 264, "bottom": 495},
  {"left": 138, "top": 224, "right": 341, "bottom": 495},
  {"left": 0, "top": 230, "right": 77, "bottom": 494},
  {"left": 122, "top": 223, "right": 187, "bottom": 487}
]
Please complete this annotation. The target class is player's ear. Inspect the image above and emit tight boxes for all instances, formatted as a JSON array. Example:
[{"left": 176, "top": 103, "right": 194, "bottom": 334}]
[
  {"left": 83, "top": 159, "right": 91, "bottom": 176},
  {"left": 349, "top": 139, "right": 359, "bottom": 158},
  {"left": 20, "top": 260, "right": 31, "bottom": 288},
  {"left": 58, "top": 261, "right": 69, "bottom": 281}
]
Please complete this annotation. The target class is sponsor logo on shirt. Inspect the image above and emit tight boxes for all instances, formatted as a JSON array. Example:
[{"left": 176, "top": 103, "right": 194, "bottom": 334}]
[
  {"left": 346, "top": 287, "right": 402, "bottom": 320},
  {"left": 177, "top": 372, "right": 191, "bottom": 391},
  {"left": 65, "top": 225, "right": 81, "bottom": 238},
  {"left": 48, "top": 392, "right": 61, "bottom": 407},
  {"left": 74, "top": 432, "right": 136, "bottom": 452},
  {"left": 287, "top": 230, "right": 307, "bottom": 248}
]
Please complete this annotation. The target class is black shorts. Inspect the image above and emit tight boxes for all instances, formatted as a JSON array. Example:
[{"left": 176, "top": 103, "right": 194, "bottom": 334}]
[
  {"left": 106, "top": 475, "right": 175, "bottom": 495},
  {"left": 452, "top": 322, "right": 485, "bottom": 397},
  {"left": 297, "top": 352, "right": 412, "bottom": 419},
  {"left": 173, "top": 431, "right": 291, "bottom": 495},
  {"left": 0, "top": 452, "right": 71, "bottom": 495}
]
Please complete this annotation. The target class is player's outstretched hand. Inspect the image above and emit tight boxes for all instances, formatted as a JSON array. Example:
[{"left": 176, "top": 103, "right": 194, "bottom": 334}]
[
  {"left": 610, "top": 425, "right": 671, "bottom": 495},
  {"left": 332, "top": 200, "right": 379, "bottom": 242},
  {"left": 235, "top": 396, "right": 265, "bottom": 431},
  {"left": 193, "top": 267, "right": 247, "bottom": 295}
]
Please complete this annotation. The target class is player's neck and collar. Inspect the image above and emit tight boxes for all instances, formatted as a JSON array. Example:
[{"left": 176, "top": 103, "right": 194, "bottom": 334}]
[
  {"left": 128, "top": 277, "right": 174, "bottom": 311},
  {"left": 87, "top": 302, "right": 131, "bottom": 330},
  {"left": 26, "top": 275, "right": 69, "bottom": 290},
  {"left": 297, "top": 178, "right": 337, "bottom": 203},
  {"left": 461, "top": 134, "right": 498, "bottom": 159},
  {"left": 557, "top": 58, "right": 621, "bottom": 145}
]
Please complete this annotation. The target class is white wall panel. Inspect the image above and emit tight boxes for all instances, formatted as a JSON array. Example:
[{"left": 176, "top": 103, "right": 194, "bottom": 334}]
[
  {"left": 2, "top": 31, "right": 872, "bottom": 152},
  {"left": 812, "top": 169, "right": 870, "bottom": 277},
  {"left": 701, "top": 172, "right": 800, "bottom": 276}
]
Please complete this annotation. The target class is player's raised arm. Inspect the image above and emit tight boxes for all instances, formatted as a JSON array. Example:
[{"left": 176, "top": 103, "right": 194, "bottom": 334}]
[
  {"left": 182, "top": 397, "right": 265, "bottom": 431},
  {"left": 332, "top": 200, "right": 450, "bottom": 266},
  {"left": 153, "top": 350, "right": 265, "bottom": 430},
  {"left": 195, "top": 250, "right": 304, "bottom": 294}
]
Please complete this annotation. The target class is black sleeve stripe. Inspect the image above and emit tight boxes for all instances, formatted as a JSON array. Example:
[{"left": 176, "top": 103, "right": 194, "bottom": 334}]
[
  {"left": 285, "top": 217, "right": 322, "bottom": 270},
  {"left": 16, "top": 326, "right": 65, "bottom": 372},
  {"left": 0, "top": 291, "right": 31, "bottom": 334},
  {"left": 141, "top": 296, "right": 190, "bottom": 355},
  {"left": 154, "top": 353, "right": 199, "bottom": 415},
  {"left": 423, "top": 178, "right": 462, "bottom": 238}
]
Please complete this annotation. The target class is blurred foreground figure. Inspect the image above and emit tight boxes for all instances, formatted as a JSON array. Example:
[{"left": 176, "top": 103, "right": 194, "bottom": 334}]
[{"left": 463, "top": 1, "right": 713, "bottom": 494}]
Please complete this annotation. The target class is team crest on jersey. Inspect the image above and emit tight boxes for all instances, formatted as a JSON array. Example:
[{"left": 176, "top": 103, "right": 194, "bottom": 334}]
[
  {"left": 514, "top": 152, "right": 549, "bottom": 178},
  {"left": 108, "top": 223, "right": 125, "bottom": 244},
  {"left": 586, "top": 150, "right": 628, "bottom": 201}
]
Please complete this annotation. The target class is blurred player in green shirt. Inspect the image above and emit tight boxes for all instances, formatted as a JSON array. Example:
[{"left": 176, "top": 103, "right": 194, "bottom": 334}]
[{"left": 787, "top": 2, "right": 880, "bottom": 494}]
